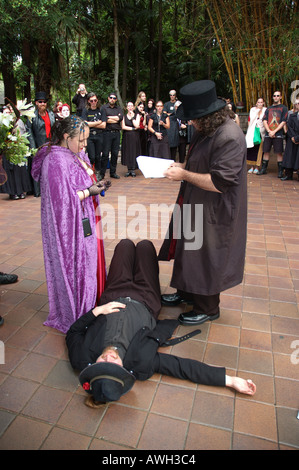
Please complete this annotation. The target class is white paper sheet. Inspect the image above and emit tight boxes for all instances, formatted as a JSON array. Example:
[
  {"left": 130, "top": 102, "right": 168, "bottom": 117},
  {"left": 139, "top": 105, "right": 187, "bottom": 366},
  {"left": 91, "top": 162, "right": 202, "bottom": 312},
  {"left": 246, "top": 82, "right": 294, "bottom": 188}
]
[{"left": 136, "top": 156, "right": 174, "bottom": 178}]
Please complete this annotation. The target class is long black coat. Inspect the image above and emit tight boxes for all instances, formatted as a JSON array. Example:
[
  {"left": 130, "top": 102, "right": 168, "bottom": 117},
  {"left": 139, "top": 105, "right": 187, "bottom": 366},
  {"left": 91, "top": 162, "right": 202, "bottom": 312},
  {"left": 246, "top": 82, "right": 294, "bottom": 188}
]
[
  {"left": 282, "top": 112, "right": 299, "bottom": 170},
  {"left": 66, "top": 307, "right": 225, "bottom": 386},
  {"left": 159, "top": 118, "right": 247, "bottom": 296}
]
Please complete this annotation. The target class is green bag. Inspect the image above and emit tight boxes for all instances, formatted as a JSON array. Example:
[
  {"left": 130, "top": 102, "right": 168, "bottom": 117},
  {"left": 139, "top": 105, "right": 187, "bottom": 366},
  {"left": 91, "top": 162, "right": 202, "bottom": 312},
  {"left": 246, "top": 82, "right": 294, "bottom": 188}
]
[{"left": 253, "top": 126, "right": 261, "bottom": 145}]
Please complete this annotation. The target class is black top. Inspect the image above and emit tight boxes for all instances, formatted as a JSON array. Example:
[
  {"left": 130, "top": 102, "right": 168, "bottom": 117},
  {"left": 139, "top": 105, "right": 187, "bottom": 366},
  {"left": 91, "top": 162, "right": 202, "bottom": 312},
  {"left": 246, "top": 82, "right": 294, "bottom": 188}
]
[
  {"left": 72, "top": 93, "right": 88, "bottom": 116},
  {"left": 66, "top": 300, "right": 226, "bottom": 386},
  {"left": 81, "top": 108, "right": 107, "bottom": 134},
  {"left": 150, "top": 112, "right": 168, "bottom": 137},
  {"left": 101, "top": 103, "right": 124, "bottom": 131}
]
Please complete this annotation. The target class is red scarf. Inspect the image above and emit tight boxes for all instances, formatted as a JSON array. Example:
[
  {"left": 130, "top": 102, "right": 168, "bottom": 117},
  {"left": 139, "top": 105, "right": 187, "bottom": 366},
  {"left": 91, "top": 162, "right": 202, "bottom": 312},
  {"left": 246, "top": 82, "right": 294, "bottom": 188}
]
[
  {"left": 41, "top": 112, "right": 52, "bottom": 139},
  {"left": 90, "top": 173, "right": 106, "bottom": 304}
]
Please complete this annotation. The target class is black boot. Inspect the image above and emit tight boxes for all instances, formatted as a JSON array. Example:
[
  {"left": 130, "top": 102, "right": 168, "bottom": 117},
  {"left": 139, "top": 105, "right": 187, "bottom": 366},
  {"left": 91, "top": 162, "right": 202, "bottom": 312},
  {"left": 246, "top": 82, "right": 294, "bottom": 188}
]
[
  {"left": 277, "top": 162, "right": 284, "bottom": 178},
  {"left": 257, "top": 159, "right": 268, "bottom": 175},
  {"left": 281, "top": 168, "right": 293, "bottom": 181}
]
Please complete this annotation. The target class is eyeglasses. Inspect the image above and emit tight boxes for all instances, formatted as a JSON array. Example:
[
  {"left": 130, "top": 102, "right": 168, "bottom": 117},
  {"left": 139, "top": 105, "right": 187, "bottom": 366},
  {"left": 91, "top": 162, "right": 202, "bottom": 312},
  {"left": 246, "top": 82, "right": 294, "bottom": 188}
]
[
  {"left": 37, "top": 100, "right": 47, "bottom": 103},
  {"left": 89, "top": 99, "right": 98, "bottom": 102},
  {"left": 109, "top": 96, "right": 117, "bottom": 100}
]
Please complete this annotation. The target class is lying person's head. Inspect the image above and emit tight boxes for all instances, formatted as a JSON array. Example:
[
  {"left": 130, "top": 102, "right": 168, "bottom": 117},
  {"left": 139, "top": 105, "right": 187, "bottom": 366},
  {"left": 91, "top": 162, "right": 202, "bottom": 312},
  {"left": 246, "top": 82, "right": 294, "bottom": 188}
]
[{"left": 79, "top": 349, "right": 135, "bottom": 404}]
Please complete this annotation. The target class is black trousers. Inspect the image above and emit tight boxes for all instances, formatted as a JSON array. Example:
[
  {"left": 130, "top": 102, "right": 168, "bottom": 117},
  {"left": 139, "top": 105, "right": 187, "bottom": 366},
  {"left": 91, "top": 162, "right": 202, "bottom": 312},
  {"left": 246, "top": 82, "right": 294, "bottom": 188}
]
[
  {"left": 177, "top": 289, "right": 220, "bottom": 316},
  {"left": 87, "top": 132, "right": 103, "bottom": 172},
  {"left": 101, "top": 130, "right": 120, "bottom": 175},
  {"left": 100, "top": 239, "right": 162, "bottom": 319}
]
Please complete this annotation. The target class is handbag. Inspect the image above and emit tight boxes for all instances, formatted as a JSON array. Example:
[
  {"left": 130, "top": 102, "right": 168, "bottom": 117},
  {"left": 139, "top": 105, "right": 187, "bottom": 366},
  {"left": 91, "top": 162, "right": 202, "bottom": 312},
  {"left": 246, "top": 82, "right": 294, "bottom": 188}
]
[{"left": 253, "top": 125, "right": 261, "bottom": 145}]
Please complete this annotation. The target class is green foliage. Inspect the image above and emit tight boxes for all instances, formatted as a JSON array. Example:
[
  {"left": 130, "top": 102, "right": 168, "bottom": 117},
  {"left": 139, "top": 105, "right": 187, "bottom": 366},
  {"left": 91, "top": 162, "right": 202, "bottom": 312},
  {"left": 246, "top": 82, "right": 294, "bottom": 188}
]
[{"left": 0, "top": 0, "right": 298, "bottom": 108}]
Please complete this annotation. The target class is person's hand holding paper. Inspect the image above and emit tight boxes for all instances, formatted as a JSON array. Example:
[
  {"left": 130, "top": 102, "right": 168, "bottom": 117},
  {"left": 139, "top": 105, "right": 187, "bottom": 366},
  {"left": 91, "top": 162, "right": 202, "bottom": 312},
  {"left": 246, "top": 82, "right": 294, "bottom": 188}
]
[
  {"left": 137, "top": 156, "right": 174, "bottom": 178},
  {"left": 163, "top": 162, "right": 186, "bottom": 181}
]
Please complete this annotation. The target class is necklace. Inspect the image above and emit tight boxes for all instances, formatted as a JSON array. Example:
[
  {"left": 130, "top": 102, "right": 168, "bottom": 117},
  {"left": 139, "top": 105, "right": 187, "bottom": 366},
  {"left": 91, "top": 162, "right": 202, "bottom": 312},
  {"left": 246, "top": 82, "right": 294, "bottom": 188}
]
[{"left": 76, "top": 155, "right": 94, "bottom": 177}]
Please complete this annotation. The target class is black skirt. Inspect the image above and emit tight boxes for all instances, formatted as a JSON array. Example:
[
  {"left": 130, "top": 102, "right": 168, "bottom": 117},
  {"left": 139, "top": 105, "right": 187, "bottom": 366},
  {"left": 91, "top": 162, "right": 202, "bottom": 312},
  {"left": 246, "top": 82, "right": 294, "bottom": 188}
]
[
  {"left": 149, "top": 135, "right": 171, "bottom": 159},
  {"left": 0, "top": 156, "right": 32, "bottom": 196}
]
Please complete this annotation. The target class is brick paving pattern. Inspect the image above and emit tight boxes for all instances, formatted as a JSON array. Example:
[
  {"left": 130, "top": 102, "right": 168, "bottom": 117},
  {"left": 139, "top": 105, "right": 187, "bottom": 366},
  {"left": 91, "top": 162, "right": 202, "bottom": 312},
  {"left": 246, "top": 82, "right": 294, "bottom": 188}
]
[{"left": 0, "top": 159, "right": 298, "bottom": 450}]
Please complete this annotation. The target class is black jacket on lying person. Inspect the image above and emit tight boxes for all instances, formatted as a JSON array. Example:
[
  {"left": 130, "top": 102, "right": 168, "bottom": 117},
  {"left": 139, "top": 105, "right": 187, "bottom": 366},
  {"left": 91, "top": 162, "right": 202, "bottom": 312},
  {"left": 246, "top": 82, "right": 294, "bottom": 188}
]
[{"left": 66, "top": 299, "right": 226, "bottom": 387}]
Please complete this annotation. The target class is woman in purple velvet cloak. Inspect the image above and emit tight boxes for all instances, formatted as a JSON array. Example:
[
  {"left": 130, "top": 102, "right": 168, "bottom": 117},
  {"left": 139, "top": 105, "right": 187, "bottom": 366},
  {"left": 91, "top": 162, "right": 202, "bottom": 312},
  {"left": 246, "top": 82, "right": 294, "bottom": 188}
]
[{"left": 32, "top": 117, "right": 108, "bottom": 333}]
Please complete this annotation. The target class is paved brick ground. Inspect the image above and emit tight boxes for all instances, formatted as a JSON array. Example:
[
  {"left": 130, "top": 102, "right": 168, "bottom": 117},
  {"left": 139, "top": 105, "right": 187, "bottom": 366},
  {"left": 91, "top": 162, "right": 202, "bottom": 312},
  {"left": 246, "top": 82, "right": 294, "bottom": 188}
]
[{"left": 0, "top": 159, "right": 298, "bottom": 450}]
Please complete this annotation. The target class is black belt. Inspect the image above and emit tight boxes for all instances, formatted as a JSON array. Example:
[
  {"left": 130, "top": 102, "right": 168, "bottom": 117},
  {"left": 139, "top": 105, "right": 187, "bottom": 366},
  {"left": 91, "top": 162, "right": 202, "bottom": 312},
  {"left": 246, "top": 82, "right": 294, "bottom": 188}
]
[
  {"left": 163, "top": 329, "right": 201, "bottom": 346},
  {"left": 90, "top": 130, "right": 102, "bottom": 135},
  {"left": 105, "top": 130, "right": 120, "bottom": 133},
  {"left": 116, "top": 296, "right": 201, "bottom": 346}
]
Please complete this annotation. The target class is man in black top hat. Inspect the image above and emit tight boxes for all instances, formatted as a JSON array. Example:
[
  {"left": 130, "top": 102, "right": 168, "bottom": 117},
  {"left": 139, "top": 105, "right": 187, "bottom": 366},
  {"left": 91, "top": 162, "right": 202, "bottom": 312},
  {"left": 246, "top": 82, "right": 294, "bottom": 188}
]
[
  {"left": 26, "top": 91, "right": 55, "bottom": 197},
  {"left": 159, "top": 80, "right": 247, "bottom": 327},
  {"left": 66, "top": 239, "right": 256, "bottom": 405}
]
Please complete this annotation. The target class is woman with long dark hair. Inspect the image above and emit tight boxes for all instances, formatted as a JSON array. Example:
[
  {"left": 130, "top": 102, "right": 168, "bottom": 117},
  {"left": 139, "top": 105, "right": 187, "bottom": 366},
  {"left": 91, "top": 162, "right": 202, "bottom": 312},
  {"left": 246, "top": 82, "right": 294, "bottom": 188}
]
[
  {"left": 121, "top": 102, "right": 141, "bottom": 176},
  {"left": 31, "top": 116, "right": 110, "bottom": 333}
]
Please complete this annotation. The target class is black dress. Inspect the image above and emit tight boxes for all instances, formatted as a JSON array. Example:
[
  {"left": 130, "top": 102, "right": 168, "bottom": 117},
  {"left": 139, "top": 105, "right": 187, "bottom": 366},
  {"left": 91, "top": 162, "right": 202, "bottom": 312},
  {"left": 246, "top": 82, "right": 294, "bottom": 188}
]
[
  {"left": 0, "top": 156, "right": 32, "bottom": 198},
  {"left": 282, "top": 112, "right": 299, "bottom": 170},
  {"left": 0, "top": 119, "right": 32, "bottom": 198},
  {"left": 121, "top": 114, "right": 141, "bottom": 170},
  {"left": 149, "top": 112, "right": 171, "bottom": 159}
]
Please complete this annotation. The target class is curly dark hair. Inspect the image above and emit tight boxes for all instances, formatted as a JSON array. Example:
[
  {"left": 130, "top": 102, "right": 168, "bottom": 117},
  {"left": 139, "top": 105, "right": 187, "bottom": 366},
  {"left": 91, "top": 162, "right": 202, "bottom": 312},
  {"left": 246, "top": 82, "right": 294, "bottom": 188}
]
[
  {"left": 50, "top": 116, "right": 88, "bottom": 145},
  {"left": 193, "top": 107, "right": 228, "bottom": 136}
]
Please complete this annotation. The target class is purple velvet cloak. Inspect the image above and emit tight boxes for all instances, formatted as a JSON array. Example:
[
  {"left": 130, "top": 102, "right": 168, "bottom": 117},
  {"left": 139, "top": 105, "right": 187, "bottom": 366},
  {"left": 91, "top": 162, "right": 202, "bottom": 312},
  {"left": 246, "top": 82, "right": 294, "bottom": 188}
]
[{"left": 32, "top": 145, "right": 105, "bottom": 333}]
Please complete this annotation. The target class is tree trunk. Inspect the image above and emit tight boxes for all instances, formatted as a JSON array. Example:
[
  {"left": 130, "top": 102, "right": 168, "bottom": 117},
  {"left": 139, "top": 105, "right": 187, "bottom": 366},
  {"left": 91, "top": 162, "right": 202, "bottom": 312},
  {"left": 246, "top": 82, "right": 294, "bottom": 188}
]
[
  {"left": 149, "top": 0, "right": 155, "bottom": 97},
  {"left": 113, "top": 1, "right": 123, "bottom": 108},
  {"left": 156, "top": 0, "right": 163, "bottom": 101},
  {"left": 36, "top": 40, "right": 52, "bottom": 98},
  {"left": 122, "top": 33, "right": 129, "bottom": 103},
  {"left": 1, "top": 55, "right": 16, "bottom": 104},
  {"left": 22, "top": 39, "right": 31, "bottom": 102}
]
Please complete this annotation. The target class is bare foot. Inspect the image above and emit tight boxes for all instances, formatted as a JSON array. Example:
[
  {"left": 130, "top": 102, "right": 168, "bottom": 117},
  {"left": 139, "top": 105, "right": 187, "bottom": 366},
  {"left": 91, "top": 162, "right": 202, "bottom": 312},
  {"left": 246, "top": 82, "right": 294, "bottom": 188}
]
[{"left": 225, "top": 376, "right": 256, "bottom": 395}]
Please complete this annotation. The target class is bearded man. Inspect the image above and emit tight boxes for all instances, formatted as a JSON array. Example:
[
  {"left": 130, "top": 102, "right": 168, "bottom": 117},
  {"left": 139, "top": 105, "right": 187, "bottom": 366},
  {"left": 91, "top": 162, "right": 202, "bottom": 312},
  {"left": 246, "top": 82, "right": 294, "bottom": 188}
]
[{"left": 159, "top": 80, "right": 247, "bottom": 326}]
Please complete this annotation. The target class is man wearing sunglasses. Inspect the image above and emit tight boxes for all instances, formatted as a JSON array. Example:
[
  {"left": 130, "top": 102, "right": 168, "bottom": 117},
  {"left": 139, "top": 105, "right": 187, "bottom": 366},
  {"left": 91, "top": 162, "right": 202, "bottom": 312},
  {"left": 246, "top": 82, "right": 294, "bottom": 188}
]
[
  {"left": 26, "top": 91, "right": 55, "bottom": 197},
  {"left": 258, "top": 91, "right": 288, "bottom": 177},
  {"left": 100, "top": 93, "right": 124, "bottom": 179}
]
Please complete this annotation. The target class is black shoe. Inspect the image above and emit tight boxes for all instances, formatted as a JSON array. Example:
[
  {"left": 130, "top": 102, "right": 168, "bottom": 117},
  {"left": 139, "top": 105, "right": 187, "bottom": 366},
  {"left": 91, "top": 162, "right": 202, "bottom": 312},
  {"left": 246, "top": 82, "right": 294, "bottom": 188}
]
[
  {"left": 0, "top": 316, "right": 4, "bottom": 326},
  {"left": 131, "top": 171, "right": 136, "bottom": 177},
  {"left": 0, "top": 272, "right": 18, "bottom": 285},
  {"left": 161, "top": 293, "right": 192, "bottom": 306},
  {"left": 110, "top": 173, "right": 120, "bottom": 179},
  {"left": 10, "top": 195, "right": 19, "bottom": 200},
  {"left": 98, "top": 174, "right": 105, "bottom": 181},
  {"left": 125, "top": 172, "right": 131, "bottom": 177},
  {"left": 178, "top": 310, "right": 220, "bottom": 325},
  {"left": 281, "top": 175, "right": 293, "bottom": 181}
]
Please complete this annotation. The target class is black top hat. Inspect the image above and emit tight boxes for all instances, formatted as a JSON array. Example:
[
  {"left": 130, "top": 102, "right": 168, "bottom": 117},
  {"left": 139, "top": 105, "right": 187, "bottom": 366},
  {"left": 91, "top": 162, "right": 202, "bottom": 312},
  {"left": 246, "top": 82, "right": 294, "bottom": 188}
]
[
  {"left": 35, "top": 91, "right": 48, "bottom": 102},
  {"left": 176, "top": 80, "right": 226, "bottom": 120},
  {"left": 79, "top": 362, "right": 136, "bottom": 403}
]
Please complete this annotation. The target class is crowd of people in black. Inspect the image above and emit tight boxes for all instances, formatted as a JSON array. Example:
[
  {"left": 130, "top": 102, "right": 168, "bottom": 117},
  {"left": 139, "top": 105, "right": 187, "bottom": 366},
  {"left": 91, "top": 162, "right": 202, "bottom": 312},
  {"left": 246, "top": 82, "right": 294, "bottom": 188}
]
[
  {"left": 71, "top": 86, "right": 195, "bottom": 180},
  {"left": 1, "top": 84, "right": 298, "bottom": 202}
]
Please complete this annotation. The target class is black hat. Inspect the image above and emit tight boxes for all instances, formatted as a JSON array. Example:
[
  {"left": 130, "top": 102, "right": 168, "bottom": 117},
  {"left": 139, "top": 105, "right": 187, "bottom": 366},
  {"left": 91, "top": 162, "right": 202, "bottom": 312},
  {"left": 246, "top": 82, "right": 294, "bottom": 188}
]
[
  {"left": 35, "top": 91, "right": 48, "bottom": 102},
  {"left": 79, "top": 362, "right": 135, "bottom": 403},
  {"left": 176, "top": 80, "right": 226, "bottom": 120}
]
